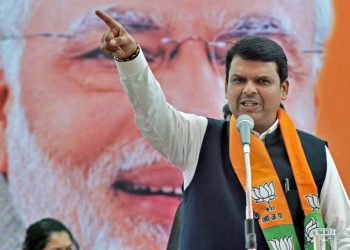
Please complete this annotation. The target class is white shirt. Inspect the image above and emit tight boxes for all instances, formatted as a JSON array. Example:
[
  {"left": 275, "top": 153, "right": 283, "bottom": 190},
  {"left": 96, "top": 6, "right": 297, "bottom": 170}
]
[{"left": 116, "top": 50, "right": 350, "bottom": 248}]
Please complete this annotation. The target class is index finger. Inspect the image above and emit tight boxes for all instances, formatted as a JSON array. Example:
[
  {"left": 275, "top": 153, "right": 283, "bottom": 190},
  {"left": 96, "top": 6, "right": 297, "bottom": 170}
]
[{"left": 95, "top": 10, "right": 119, "bottom": 30}]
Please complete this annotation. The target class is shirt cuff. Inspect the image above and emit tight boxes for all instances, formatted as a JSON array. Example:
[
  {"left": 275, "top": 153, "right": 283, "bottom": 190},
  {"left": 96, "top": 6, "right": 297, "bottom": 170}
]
[{"left": 115, "top": 49, "right": 148, "bottom": 76}]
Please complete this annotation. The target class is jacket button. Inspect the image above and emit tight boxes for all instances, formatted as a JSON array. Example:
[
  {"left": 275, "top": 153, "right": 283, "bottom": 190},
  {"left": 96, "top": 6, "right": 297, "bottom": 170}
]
[{"left": 253, "top": 212, "right": 260, "bottom": 219}]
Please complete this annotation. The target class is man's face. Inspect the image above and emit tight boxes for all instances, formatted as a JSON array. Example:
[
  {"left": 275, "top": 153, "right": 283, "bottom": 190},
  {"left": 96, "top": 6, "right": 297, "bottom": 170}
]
[
  {"left": 225, "top": 56, "right": 288, "bottom": 132},
  {"left": 5, "top": 0, "right": 318, "bottom": 249}
]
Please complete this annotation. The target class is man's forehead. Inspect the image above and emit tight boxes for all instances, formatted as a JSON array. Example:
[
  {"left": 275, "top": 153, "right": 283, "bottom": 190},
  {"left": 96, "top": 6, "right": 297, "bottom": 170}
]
[
  {"left": 25, "top": 1, "right": 298, "bottom": 35},
  {"left": 230, "top": 56, "right": 279, "bottom": 73}
]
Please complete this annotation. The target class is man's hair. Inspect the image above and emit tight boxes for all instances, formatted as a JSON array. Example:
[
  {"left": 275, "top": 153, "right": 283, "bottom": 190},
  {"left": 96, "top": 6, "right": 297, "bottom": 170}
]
[
  {"left": 225, "top": 35, "right": 288, "bottom": 84},
  {"left": 22, "top": 218, "right": 79, "bottom": 250}
]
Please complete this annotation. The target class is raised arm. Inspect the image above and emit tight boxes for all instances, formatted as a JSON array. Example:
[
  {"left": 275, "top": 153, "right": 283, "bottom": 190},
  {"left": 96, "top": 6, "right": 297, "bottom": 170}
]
[{"left": 95, "top": 10, "right": 207, "bottom": 189}]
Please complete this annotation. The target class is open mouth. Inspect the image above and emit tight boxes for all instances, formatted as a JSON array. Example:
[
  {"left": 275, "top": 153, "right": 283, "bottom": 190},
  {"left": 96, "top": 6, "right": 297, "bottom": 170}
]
[
  {"left": 240, "top": 101, "right": 258, "bottom": 107},
  {"left": 239, "top": 98, "right": 260, "bottom": 109},
  {"left": 113, "top": 181, "right": 182, "bottom": 198}
]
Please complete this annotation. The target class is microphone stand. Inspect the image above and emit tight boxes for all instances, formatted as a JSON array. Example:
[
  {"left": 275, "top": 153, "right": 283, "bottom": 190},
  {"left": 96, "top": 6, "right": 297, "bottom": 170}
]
[{"left": 243, "top": 143, "right": 257, "bottom": 250}]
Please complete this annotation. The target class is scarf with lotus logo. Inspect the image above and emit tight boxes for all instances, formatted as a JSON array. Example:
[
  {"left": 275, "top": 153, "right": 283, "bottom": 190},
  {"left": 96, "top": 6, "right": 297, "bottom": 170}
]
[{"left": 229, "top": 108, "right": 325, "bottom": 250}]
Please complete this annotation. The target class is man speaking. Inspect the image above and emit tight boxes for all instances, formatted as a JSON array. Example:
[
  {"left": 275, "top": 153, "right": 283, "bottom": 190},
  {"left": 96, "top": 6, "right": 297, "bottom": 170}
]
[{"left": 96, "top": 9, "right": 350, "bottom": 250}]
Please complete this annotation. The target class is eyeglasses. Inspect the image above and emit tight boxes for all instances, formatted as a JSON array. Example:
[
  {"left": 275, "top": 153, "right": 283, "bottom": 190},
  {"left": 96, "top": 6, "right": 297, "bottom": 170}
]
[
  {"left": 140, "top": 33, "right": 323, "bottom": 75},
  {"left": 1, "top": 32, "right": 231, "bottom": 71},
  {"left": 1, "top": 31, "right": 324, "bottom": 75},
  {"left": 140, "top": 35, "right": 232, "bottom": 73}
]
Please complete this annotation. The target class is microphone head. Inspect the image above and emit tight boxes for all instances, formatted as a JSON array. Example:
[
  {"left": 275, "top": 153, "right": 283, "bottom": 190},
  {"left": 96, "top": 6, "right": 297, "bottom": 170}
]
[
  {"left": 235, "top": 114, "right": 254, "bottom": 131},
  {"left": 235, "top": 115, "right": 254, "bottom": 145}
]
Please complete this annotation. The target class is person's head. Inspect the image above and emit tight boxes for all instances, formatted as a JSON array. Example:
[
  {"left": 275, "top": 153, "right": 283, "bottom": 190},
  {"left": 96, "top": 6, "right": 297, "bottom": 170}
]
[
  {"left": 0, "top": 0, "right": 333, "bottom": 249},
  {"left": 22, "top": 218, "right": 79, "bottom": 250},
  {"left": 224, "top": 35, "right": 289, "bottom": 132},
  {"left": 225, "top": 35, "right": 288, "bottom": 85}
]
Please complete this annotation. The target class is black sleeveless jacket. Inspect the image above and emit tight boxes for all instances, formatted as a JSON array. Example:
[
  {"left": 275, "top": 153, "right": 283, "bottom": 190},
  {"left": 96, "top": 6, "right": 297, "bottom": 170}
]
[{"left": 176, "top": 118, "right": 327, "bottom": 250}]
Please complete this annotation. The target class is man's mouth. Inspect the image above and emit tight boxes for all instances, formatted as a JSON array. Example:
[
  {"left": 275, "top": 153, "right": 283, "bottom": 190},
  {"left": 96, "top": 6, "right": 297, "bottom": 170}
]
[
  {"left": 111, "top": 162, "right": 183, "bottom": 199},
  {"left": 110, "top": 163, "right": 183, "bottom": 223},
  {"left": 113, "top": 181, "right": 182, "bottom": 198},
  {"left": 240, "top": 99, "right": 259, "bottom": 108}
]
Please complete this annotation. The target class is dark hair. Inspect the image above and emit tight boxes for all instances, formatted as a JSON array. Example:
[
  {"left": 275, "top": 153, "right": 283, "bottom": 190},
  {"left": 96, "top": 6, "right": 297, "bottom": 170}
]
[
  {"left": 225, "top": 35, "right": 288, "bottom": 84},
  {"left": 22, "top": 218, "right": 79, "bottom": 250}
]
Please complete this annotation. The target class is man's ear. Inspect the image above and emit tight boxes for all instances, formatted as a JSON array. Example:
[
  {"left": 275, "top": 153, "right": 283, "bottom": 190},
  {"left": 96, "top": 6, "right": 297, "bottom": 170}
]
[
  {"left": 225, "top": 80, "right": 228, "bottom": 99},
  {"left": 280, "top": 80, "right": 289, "bottom": 100},
  {"left": 0, "top": 70, "right": 11, "bottom": 175}
]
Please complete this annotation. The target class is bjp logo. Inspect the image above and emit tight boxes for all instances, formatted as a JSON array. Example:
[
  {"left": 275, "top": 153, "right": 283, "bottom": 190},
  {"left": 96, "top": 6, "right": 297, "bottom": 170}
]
[
  {"left": 305, "top": 194, "right": 320, "bottom": 210},
  {"left": 252, "top": 181, "right": 276, "bottom": 212},
  {"left": 305, "top": 218, "right": 318, "bottom": 244},
  {"left": 268, "top": 236, "right": 294, "bottom": 250}
]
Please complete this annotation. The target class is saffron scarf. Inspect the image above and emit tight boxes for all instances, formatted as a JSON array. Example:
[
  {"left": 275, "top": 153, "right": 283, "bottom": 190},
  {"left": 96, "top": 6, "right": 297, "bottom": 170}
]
[{"left": 229, "top": 109, "right": 325, "bottom": 250}]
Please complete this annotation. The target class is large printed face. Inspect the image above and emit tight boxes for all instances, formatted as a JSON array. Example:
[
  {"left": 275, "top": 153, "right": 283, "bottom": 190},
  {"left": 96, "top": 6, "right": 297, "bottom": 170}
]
[{"left": 4, "top": 0, "right": 320, "bottom": 249}]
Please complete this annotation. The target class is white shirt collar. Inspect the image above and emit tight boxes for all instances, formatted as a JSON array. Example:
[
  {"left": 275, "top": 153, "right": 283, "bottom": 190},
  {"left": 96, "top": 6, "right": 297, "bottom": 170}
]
[{"left": 252, "top": 119, "right": 279, "bottom": 140}]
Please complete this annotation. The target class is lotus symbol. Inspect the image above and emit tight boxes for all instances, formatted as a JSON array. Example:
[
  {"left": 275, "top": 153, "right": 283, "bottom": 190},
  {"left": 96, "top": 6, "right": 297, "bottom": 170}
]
[
  {"left": 268, "top": 236, "right": 294, "bottom": 250},
  {"left": 252, "top": 181, "right": 276, "bottom": 212},
  {"left": 305, "top": 217, "right": 319, "bottom": 243},
  {"left": 305, "top": 194, "right": 320, "bottom": 210}
]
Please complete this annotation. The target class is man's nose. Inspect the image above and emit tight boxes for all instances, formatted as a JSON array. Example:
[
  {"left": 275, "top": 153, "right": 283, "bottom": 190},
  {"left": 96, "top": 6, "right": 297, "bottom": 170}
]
[
  {"left": 157, "top": 41, "right": 225, "bottom": 118},
  {"left": 242, "top": 80, "right": 257, "bottom": 96}
]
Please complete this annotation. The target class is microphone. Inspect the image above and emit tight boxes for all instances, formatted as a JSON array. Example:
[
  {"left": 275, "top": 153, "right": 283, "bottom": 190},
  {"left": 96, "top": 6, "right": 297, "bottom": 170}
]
[
  {"left": 235, "top": 114, "right": 254, "bottom": 146},
  {"left": 235, "top": 114, "right": 257, "bottom": 250}
]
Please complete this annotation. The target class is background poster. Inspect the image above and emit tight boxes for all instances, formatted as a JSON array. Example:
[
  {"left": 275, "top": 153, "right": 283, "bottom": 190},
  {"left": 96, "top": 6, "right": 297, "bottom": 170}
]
[
  {"left": 0, "top": 1, "right": 348, "bottom": 249},
  {"left": 317, "top": 0, "right": 350, "bottom": 194}
]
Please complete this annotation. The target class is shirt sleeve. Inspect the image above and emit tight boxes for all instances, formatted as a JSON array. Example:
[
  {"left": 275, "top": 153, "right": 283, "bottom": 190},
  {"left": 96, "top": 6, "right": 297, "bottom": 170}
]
[
  {"left": 320, "top": 146, "right": 350, "bottom": 249},
  {"left": 115, "top": 50, "right": 207, "bottom": 189}
]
